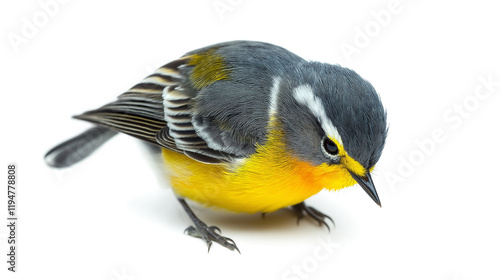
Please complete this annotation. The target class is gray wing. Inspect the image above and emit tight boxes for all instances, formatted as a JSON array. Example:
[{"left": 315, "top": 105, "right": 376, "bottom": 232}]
[{"left": 75, "top": 40, "right": 305, "bottom": 163}]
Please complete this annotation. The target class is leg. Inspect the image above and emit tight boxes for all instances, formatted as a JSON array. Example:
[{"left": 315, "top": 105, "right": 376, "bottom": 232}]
[
  {"left": 177, "top": 198, "right": 240, "bottom": 253},
  {"left": 291, "top": 202, "right": 335, "bottom": 231}
]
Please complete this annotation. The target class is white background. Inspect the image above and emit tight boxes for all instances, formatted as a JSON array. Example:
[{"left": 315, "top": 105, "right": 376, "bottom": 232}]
[{"left": 1, "top": 0, "right": 500, "bottom": 279}]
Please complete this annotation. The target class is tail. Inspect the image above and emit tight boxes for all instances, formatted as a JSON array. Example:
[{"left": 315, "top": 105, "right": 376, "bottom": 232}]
[{"left": 45, "top": 126, "right": 118, "bottom": 168}]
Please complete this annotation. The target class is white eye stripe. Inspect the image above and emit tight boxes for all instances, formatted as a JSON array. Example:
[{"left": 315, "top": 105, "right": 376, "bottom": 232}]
[
  {"left": 293, "top": 84, "right": 344, "bottom": 146},
  {"left": 268, "top": 77, "right": 281, "bottom": 118}
]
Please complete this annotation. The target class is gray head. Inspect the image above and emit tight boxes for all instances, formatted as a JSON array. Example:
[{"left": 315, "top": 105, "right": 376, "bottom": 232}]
[{"left": 275, "top": 62, "right": 387, "bottom": 205}]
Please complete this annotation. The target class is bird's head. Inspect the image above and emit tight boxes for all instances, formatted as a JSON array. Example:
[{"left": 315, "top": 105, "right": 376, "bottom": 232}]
[{"left": 275, "top": 62, "right": 387, "bottom": 206}]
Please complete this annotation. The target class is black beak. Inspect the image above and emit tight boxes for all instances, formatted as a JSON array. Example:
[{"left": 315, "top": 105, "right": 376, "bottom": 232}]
[{"left": 348, "top": 171, "right": 381, "bottom": 207}]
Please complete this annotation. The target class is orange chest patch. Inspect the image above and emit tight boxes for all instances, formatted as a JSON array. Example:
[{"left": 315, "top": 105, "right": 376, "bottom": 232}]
[{"left": 161, "top": 149, "right": 324, "bottom": 213}]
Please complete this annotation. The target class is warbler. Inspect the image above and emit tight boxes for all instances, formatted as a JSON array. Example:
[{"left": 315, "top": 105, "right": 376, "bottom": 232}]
[{"left": 45, "top": 40, "right": 387, "bottom": 252}]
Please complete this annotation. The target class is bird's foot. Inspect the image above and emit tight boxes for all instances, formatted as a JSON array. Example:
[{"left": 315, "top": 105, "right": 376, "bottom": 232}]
[
  {"left": 178, "top": 198, "right": 240, "bottom": 253},
  {"left": 184, "top": 222, "right": 240, "bottom": 253},
  {"left": 291, "top": 202, "right": 335, "bottom": 231}
]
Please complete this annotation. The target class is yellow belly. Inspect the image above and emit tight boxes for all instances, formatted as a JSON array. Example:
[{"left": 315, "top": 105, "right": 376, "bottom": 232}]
[{"left": 161, "top": 127, "right": 356, "bottom": 213}]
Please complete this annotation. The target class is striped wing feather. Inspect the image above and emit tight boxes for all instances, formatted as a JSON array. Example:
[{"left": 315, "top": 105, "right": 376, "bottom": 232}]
[{"left": 75, "top": 57, "right": 230, "bottom": 163}]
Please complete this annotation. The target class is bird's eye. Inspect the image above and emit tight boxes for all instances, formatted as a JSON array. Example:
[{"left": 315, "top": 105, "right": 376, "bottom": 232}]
[{"left": 323, "top": 138, "right": 339, "bottom": 156}]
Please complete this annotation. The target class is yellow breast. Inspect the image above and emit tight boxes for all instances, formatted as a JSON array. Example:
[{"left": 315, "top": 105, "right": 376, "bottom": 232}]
[{"left": 161, "top": 126, "right": 357, "bottom": 214}]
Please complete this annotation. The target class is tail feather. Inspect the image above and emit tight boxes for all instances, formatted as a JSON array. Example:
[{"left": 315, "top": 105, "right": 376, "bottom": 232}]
[{"left": 45, "top": 127, "right": 117, "bottom": 168}]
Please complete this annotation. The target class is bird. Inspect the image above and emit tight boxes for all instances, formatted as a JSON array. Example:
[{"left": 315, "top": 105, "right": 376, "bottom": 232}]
[{"left": 45, "top": 40, "right": 387, "bottom": 253}]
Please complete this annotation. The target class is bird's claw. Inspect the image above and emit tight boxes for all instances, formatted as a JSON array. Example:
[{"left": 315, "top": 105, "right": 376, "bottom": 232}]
[
  {"left": 291, "top": 202, "right": 335, "bottom": 231},
  {"left": 184, "top": 222, "right": 240, "bottom": 253}
]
